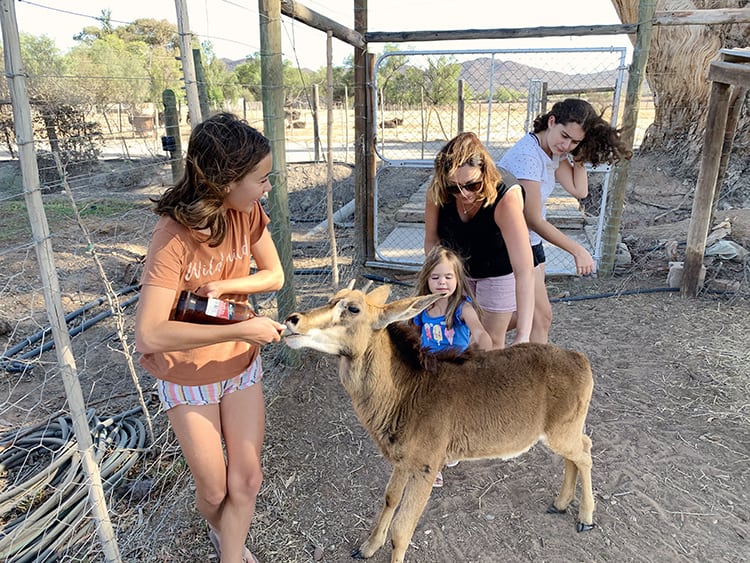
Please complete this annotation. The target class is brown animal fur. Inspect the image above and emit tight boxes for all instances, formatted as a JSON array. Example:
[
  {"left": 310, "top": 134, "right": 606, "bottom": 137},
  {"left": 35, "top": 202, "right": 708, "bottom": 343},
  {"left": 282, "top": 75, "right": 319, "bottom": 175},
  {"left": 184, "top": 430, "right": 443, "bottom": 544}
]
[{"left": 284, "top": 284, "right": 595, "bottom": 563}]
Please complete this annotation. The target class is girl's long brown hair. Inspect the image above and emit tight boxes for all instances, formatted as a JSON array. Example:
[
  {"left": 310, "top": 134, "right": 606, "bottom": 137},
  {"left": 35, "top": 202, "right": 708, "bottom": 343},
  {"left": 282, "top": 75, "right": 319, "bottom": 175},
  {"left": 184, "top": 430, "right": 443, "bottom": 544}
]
[
  {"left": 152, "top": 112, "right": 271, "bottom": 247},
  {"left": 414, "top": 245, "right": 478, "bottom": 329}
]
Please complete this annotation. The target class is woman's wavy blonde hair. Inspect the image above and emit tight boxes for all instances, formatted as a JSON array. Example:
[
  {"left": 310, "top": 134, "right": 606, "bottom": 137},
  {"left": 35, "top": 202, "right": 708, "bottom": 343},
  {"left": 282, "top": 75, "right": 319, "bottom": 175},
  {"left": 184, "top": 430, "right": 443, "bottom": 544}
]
[{"left": 427, "top": 131, "right": 504, "bottom": 208}]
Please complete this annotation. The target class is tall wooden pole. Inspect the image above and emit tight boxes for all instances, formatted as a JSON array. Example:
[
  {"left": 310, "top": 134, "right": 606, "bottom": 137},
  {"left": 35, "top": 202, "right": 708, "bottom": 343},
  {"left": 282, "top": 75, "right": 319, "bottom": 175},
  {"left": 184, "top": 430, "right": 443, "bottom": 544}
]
[
  {"left": 326, "top": 31, "right": 340, "bottom": 287},
  {"left": 457, "top": 79, "right": 465, "bottom": 134},
  {"left": 598, "top": 0, "right": 656, "bottom": 276},
  {"left": 0, "top": 1, "right": 122, "bottom": 560},
  {"left": 259, "top": 0, "right": 298, "bottom": 362},
  {"left": 681, "top": 80, "right": 731, "bottom": 296},
  {"left": 193, "top": 47, "right": 211, "bottom": 118},
  {"left": 312, "top": 84, "right": 321, "bottom": 162},
  {"left": 174, "top": 0, "right": 202, "bottom": 126},
  {"left": 353, "top": 0, "right": 372, "bottom": 264},
  {"left": 711, "top": 86, "right": 747, "bottom": 213}
]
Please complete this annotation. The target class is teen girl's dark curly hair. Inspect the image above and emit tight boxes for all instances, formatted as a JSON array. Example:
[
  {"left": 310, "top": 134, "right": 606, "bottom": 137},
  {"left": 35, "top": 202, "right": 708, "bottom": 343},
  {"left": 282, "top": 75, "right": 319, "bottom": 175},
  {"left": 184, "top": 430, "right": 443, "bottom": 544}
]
[
  {"left": 533, "top": 98, "right": 632, "bottom": 167},
  {"left": 152, "top": 112, "right": 271, "bottom": 247}
]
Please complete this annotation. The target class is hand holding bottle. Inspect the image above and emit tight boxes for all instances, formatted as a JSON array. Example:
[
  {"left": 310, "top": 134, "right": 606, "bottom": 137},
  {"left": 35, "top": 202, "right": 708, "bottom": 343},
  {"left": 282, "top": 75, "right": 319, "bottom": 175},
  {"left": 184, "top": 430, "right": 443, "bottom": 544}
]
[{"left": 239, "top": 316, "right": 287, "bottom": 345}]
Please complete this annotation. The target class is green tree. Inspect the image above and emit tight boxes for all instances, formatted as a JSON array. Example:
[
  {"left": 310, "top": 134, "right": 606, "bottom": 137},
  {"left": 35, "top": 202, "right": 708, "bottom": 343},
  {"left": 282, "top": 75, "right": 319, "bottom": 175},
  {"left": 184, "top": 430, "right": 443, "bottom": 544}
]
[
  {"left": 493, "top": 86, "right": 523, "bottom": 103},
  {"left": 376, "top": 45, "right": 409, "bottom": 107},
  {"left": 68, "top": 34, "right": 151, "bottom": 109},
  {"left": 283, "top": 61, "right": 315, "bottom": 106},
  {"left": 73, "top": 9, "right": 113, "bottom": 44},
  {"left": 10, "top": 35, "right": 102, "bottom": 187},
  {"left": 233, "top": 54, "right": 263, "bottom": 101},
  {"left": 115, "top": 18, "right": 178, "bottom": 50},
  {"left": 422, "top": 56, "right": 461, "bottom": 106},
  {"left": 19, "top": 34, "right": 71, "bottom": 104},
  {"left": 200, "top": 43, "right": 241, "bottom": 108}
]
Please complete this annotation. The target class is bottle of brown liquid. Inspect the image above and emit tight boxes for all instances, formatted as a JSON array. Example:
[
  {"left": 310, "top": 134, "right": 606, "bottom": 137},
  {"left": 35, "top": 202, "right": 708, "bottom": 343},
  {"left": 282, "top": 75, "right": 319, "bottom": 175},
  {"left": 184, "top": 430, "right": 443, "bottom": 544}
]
[{"left": 171, "top": 290, "right": 255, "bottom": 324}]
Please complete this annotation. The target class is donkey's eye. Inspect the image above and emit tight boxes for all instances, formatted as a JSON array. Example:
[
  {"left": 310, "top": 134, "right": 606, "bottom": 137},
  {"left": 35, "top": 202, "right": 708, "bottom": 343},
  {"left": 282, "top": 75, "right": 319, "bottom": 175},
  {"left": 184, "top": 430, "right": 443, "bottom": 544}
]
[{"left": 347, "top": 305, "right": 360, "bottom": 314}]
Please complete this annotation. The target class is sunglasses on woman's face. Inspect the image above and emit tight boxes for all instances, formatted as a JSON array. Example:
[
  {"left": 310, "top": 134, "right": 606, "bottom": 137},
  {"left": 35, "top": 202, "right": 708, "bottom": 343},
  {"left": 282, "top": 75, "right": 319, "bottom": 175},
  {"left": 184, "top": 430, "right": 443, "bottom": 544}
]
[{"left": 446, "top": 180, "right": 482, "bottom": 195}]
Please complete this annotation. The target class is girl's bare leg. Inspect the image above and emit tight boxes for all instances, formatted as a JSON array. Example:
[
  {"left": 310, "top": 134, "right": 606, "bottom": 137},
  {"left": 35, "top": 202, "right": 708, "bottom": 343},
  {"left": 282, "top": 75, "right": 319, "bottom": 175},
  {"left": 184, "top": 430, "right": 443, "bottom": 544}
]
[
  {"left": 167, "top": 382, "right": 265, "bottom": 562},
  {"left": 166, "top": 403, "right": 227, "bottom": 534},
  {"left": 217, "top": 382, "right": 265, "bottom": 562},
  {"left": 482, "top": 310, "right": 513, "bottom": 349},
  {"left": 530, "top": 264, "right": 552, "bottom": 343}
]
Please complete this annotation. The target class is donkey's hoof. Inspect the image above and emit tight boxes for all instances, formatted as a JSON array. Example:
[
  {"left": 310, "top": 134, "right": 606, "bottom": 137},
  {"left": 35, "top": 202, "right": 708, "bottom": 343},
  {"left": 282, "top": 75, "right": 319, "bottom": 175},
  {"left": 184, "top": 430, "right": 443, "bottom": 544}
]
[
  {"left": 546, "top": 504, "right": 567, "bottom": 514},
  {"left": 351, "top": 547, "right": 365, "bottom": 559},
  {"left": 576, "top": 521, "right": 595, "bottom": 532}
]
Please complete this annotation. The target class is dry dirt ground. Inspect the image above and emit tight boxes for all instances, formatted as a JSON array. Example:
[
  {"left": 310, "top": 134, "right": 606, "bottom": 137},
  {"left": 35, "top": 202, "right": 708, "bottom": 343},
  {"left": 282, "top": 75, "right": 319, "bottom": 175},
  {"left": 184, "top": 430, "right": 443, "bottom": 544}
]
[{"left": 0, "top": 155, "right": 749, "bottom": 562}]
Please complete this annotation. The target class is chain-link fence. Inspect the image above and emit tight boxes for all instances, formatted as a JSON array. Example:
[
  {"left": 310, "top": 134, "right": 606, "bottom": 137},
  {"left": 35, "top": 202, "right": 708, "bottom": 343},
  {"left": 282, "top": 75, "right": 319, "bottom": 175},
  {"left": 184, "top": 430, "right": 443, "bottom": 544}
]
[{"left": 370, "top": 47, "right": 631, "bottom": 274}]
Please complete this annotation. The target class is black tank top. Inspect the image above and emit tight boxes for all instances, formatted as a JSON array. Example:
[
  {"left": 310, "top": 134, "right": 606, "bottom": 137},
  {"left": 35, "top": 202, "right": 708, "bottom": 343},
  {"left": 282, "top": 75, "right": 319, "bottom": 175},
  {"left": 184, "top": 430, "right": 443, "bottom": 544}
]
[{"left": 437, "top": 181, "right": 520, "bottom": 278}]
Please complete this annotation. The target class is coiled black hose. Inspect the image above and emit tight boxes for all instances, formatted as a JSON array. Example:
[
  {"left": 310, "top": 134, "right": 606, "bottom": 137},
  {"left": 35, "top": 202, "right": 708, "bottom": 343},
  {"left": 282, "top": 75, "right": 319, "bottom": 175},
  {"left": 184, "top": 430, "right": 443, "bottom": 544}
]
[
  {"left": 0, "top": 285, "right": 141, "bottom": 374},
  {"left": 0, "top": 407, "right": 149, "bottom": 562}
]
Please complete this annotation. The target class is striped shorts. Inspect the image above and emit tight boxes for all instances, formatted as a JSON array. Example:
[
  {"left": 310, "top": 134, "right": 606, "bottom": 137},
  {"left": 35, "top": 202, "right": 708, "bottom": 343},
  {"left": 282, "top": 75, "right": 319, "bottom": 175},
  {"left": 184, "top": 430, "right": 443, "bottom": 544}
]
[{"left": 156, "top": 357, "right": 263, "bottom": 411}]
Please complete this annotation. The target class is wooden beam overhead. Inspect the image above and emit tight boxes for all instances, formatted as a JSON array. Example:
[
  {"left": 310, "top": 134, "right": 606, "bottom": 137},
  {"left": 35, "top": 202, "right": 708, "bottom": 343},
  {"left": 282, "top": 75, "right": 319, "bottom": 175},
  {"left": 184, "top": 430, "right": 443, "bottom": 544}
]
[
  {"left": 366, "top": 25, "right": 636, "bottom": 44},
  {"left": 280, "top": 0, "right": 365, "bottom": 49},
  {"left": 365, "top": 9, "right": 750, "bottom": 44},
  {"left": 708, "top": 61, "right": 750, "bottom": 88}
]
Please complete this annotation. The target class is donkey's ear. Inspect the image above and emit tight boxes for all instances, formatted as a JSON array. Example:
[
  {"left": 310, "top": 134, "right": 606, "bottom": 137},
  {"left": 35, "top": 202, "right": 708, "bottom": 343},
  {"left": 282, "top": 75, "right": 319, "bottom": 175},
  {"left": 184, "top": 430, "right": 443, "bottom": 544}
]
[
  {"left": 374, "top": 294, "right": 440, "bottom": 329},
  {"left": 366, "top": 284, "right": 391, "bottom": 306}
]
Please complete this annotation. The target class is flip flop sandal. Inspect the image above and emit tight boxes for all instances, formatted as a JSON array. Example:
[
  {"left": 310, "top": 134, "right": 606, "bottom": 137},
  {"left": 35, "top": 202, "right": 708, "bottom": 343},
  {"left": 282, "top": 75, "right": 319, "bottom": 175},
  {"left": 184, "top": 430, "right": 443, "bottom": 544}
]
[
  {"left": 432, "top": 471, "right": 444, "bottom": 488},
  {"left": 207, "top": 528, "right": 221, "bottom": 557},
  {"left": 208, "top": 527, "right": 259, "bottom": 563}
]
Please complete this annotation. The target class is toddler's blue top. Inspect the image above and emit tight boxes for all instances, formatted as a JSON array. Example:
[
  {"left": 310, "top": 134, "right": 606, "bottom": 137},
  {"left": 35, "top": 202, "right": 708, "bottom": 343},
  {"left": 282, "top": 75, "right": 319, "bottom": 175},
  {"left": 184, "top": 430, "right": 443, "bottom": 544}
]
[{"left": 413, "top": 299, "right": 471, "bottom": 353}]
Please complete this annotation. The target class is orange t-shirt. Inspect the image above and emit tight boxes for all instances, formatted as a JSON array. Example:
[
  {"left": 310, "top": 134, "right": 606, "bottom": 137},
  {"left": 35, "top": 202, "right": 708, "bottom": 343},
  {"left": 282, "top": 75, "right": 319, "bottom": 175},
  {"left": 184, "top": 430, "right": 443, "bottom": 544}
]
[{"left": 138, "top": 203, "right": 270, "bottom": 385}]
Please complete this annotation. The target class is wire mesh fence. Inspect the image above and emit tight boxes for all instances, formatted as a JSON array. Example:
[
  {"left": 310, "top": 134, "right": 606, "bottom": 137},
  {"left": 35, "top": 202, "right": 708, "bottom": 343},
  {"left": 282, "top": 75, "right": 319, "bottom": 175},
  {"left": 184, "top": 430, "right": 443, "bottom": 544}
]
[{"left": 370, "top": 47, "right": 630, "bottom": 274}]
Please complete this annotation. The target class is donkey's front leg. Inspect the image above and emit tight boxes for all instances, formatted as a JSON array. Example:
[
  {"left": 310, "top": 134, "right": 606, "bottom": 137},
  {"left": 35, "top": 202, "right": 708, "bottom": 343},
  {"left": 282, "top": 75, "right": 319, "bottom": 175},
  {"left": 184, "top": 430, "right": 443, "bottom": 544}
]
[{"left": 353, "top": 464, "right": 409, "bottom": 559}]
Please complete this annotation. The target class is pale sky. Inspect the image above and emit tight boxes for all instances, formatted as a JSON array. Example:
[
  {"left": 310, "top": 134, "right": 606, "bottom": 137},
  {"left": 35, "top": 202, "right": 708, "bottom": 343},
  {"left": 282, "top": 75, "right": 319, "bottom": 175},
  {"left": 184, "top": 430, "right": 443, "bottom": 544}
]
[{"left": 14, "top": 0, "right": 632, "bottom": 69}]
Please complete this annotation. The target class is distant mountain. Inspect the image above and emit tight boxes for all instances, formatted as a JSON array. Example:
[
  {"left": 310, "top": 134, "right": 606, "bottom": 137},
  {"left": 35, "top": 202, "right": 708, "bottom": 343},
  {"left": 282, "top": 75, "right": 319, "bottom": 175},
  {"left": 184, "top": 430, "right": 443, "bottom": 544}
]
[
  {"left": 222, "top": 58, "right": 245, "bottom": 72},
  {"left": 221, "top": 55, "right": 626, "bottom": 96},
  {"left": 459, "top": 58, "right": 620, "bottom": 95}
]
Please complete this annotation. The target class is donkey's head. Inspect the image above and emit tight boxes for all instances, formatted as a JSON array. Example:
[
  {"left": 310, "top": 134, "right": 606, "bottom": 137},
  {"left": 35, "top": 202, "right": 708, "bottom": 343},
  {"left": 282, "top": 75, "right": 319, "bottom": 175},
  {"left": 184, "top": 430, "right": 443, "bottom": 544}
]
[{"left": 284, "top": 283, "right": 440, "bottom": 358}]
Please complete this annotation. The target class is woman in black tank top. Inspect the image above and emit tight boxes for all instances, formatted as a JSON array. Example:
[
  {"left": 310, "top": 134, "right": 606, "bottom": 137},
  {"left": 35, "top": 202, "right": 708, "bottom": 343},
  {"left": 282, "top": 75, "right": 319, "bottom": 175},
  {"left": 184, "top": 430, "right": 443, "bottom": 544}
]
[{"left": 424, "top": 132, "right": 535, "bottom": 349}]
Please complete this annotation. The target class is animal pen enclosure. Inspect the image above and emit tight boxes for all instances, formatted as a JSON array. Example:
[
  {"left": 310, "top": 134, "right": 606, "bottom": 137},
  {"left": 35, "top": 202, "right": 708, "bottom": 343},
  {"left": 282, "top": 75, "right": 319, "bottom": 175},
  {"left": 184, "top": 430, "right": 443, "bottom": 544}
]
[{"left": 0, "top": 0, "right": 748, "bottom": 561}]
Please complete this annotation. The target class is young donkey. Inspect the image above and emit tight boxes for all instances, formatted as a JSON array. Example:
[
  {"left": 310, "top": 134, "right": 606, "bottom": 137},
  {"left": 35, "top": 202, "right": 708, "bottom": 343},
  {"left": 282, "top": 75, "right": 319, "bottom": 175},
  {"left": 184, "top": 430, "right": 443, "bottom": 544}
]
[{"left": 284, "top": 284, "right": 595, "bottom": 563}]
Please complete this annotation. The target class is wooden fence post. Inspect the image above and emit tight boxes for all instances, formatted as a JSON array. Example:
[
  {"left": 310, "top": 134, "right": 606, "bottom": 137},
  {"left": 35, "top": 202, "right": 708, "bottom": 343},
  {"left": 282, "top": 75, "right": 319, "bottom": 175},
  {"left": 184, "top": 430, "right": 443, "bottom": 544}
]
[
  {"left": 259, "top": 0, "right": 298, "bottom": 364},
  {"left": 0, "top": 1, "right": 122, "bottom": 560},
  {"left": 598, "top": 0, "right": 656, "bottom": 276}
]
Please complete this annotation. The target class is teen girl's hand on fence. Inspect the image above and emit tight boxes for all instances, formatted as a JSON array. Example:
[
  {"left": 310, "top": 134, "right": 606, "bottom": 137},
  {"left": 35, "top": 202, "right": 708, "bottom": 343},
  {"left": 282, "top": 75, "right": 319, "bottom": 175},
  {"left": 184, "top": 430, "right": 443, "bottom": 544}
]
[{"left": 573, "top": 245, "right": 595, "bottom": 276}]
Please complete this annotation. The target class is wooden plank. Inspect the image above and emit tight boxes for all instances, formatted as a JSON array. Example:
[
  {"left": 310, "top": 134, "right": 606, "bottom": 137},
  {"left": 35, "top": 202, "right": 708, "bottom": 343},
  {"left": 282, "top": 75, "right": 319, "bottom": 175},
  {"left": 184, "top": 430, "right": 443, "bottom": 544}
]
[
  {"left": 682, "top": 81, "right": 732, "bottom": 297},
  {"left": 366, "top": 10, "right": 750, "bottom": 44},
  {"left": 707, "top": 61, "right": 750, "bottom": 88},
  {"left": 280, "top": 0, "right": 365, "bottom": 49},
  {"left": 655, "top": 8, "right": 750, "bottom": 26}
]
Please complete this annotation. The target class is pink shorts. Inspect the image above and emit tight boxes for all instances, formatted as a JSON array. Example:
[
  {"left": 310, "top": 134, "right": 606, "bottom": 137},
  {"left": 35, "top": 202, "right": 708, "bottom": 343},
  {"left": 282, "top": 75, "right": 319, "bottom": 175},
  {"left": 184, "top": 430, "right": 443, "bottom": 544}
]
[
  {"left": 157, "top": 357, "right": 263, "bottom": 411},
  {"left": 468, "top": 273, "right": 516, "bottom": 313}
]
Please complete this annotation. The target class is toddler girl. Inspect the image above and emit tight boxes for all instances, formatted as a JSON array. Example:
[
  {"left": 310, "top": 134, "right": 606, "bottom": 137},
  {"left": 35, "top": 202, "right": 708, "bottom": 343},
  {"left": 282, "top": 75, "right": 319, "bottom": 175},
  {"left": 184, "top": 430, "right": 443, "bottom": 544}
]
[{"left": 412, "top": 246, "right": 491, "bottom": 487}]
